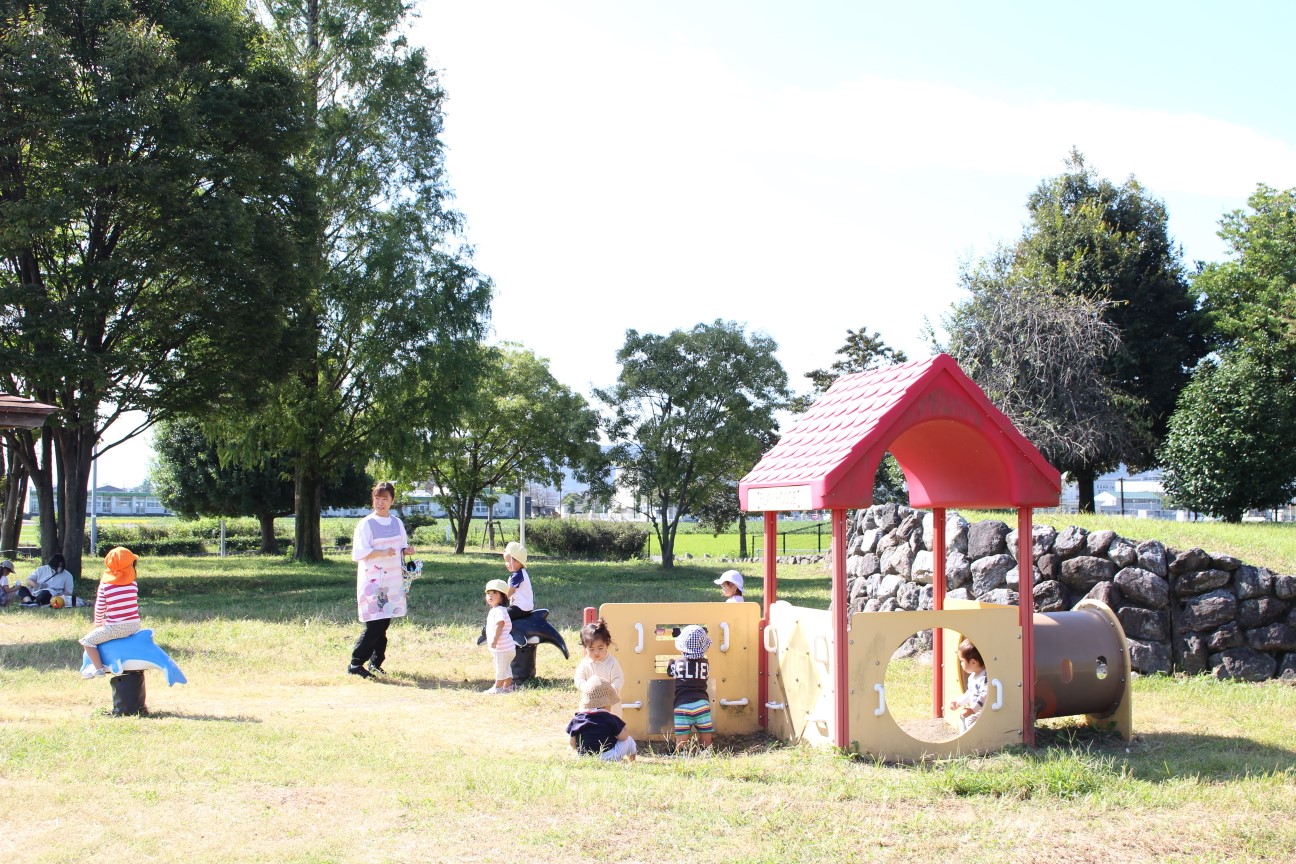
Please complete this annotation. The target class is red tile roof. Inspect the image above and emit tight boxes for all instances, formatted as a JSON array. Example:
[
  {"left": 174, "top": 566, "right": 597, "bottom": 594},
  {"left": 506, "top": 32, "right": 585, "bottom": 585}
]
[{"left": 739, "top": 354, "right": 1061, "bottom": 511}]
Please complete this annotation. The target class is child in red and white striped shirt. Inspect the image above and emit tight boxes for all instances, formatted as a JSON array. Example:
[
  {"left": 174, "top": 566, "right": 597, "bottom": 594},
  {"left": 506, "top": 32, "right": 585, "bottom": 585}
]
[{"left": 79, "top": 547, "right": 142, "bottom": 678}]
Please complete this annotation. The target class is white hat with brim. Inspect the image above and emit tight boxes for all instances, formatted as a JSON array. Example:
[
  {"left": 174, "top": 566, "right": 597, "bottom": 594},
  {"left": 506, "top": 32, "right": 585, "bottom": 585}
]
[
  {"left": 503, "top": 541, "right": 528, "bottom": 567},
  {"left": 714, "top": 569, "right": 743, "bottom": 591}
]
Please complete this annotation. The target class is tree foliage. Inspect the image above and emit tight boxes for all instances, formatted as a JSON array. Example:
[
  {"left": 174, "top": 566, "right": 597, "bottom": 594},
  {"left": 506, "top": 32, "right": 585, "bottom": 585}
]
[
  {"left": 151, "top": 418, "right": 370, "bottom": 553},
  {"left": 234, "top": 0, "right": 493, "bottom": 561},
  {"left": 596, "top": 320, "right": 790, "bottom": 569},
  {"left": 1193, "top": 184, "right": 1296, "bottom": 372},
  {"left": 0, "top": 0, "right": 307, "bottom": 571},
  {"left": 408, "top": 344, "right": 602, "bottom": 554},
  {"left": 1159, "top": 353, "right": 1296, "bottom": 522},
  {"left": 940, "top": 151, "right": 1206, "bottom": 510}
]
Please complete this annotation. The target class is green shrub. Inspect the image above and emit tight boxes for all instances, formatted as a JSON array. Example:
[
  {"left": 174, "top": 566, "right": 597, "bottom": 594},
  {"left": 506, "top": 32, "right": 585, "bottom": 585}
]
[
  {"left": 91, "top": 537, "right": 207, "bottom": 557},
  {"left": 525, "top": 520, "right": 649, "bottom": 560}
]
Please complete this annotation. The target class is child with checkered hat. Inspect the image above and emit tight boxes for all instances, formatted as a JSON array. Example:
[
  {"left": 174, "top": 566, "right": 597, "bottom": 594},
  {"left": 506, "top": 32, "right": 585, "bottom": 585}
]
[
  {"left": 566, "top": 676, "right": 636, "bottom": 761},
  {"left": 667, "top": 624, "right": 713, "bottom": 751}
]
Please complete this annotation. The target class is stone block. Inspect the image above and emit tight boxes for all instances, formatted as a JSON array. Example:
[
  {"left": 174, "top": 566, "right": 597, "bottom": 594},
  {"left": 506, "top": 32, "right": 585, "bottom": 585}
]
[
  {"left": 1209, "top": 553, "right": 1243, "bottom": 572},
  {"left": 1053, "top": 525, "right": 1088, "bottom": 559},
  {"left": 1175, "top": 631, "right": 1208, "bottom": 675},
  {"left": 1246, "top": 623, "right": 1296, "bottom": 653},
  {"left": 1059, "top": 555, "right": 1117, "bottom": 593},
  {"left": 1114, "top": 567, "right": 1170, "bottom": 609},
  {"left": 1210, "top": 648, "right": 1277, "bottom": 682},
  {"left": 971, "top": 553, "right": 1015, "bottom": 596},
  {"left": 968, "top": 520, "right": 1010, "bottom": 559},
  {"left": 1085, "top": 529, "right": 1116, "bottom": 558},
  {"left": 945, "top": 550, "right": 972, "bottom": 590},
  {"left": 1169, "top": 547, "right": 1210, "bottom": 575},
  {"left": 1174, "top": 589, "right": 1237, "bottom": 631},
  {"left": 1083, "top": 580, "right": 1124, "bottom": 610},
  {"left": 1239, "top": 597, "right": 1289, "bottom": 629},
  {"left": 1173, "top": 568, "right": 1231, "bottom": 597},
  {"left": 1136, "top": 540, "right": 1168, "bottom": 578},
  {"left": 1207, "top": 621, "right": 1243, "bottom": 652},
  {"left": 1234, "top": 565, "right": 1274, "bottom": 600},
  {"left": 1128, "top": 638, "right": 1172, "bottom": 675},
  {"left": 1117, "top": 606, "right": 1168, "bottom": 641},
  {"left": 911, "top": 549, "right": 934, "bottom": 585},
  {"left": 1275, "top": 575, "right": 1296, "bottom": 601},
  {"left": 1107, "top": 539, "right": 1138, "bottom": 569},
  {"left": 1033, "top": 579, "right": 1067, "bottom": 613}
]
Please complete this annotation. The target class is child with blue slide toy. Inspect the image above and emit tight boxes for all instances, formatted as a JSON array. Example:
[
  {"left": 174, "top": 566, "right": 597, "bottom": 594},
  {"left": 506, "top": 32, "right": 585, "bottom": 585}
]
[{"left": 79, "top": 547, "right": 141, "bottom": 678}]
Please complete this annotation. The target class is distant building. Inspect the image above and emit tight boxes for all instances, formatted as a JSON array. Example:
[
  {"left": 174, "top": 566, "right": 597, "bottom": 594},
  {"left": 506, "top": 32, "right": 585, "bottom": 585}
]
[
  {"left": 322, "top": 488, "right": 522, "bottom": 519},
  {"left": 28, "top": 485, "right": 171, "bottom": 517}
]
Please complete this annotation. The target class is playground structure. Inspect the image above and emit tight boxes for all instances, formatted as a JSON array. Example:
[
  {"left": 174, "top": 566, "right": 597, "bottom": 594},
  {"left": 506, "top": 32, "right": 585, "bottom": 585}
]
[{"left": 589, "top": 355, "right": 1132, "bottom": 759}]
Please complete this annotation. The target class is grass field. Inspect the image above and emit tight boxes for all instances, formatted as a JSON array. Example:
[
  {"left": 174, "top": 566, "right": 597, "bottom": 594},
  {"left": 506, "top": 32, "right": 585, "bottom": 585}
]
[{"left": 2, "top": 551, "right": 1294, "bottom": 864}]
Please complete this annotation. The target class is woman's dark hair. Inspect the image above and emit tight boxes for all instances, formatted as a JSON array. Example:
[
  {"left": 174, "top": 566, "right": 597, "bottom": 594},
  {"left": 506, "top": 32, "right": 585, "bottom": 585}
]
[
  {"left": 372, "top": 481, "right": 397, "bottom": 499},
  {"left": 957, "top": 639, "right": 984, "bottom": 667},
  {"left": 48, "top": 553, "right": 66, "bottom": 571},
  {"left": 580, "top": 617, "right": 613, "bottom": 647}
]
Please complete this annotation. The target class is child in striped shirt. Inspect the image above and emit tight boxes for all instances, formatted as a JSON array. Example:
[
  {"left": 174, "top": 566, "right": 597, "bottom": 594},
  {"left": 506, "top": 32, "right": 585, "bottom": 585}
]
[{"left": 79, "top": 547, "right": 142, "bottom": 678}]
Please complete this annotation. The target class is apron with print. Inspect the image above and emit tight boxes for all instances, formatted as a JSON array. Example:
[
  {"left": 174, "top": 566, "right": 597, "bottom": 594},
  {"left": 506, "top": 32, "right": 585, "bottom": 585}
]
[{"left": 357, "top": 517, "right": 407, "bottom": 623}]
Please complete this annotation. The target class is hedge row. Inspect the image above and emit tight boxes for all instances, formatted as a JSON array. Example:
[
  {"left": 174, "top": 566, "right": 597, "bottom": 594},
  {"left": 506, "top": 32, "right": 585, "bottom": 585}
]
[{"left": 525, "top": 520, "right": 649, "bottom": 561}]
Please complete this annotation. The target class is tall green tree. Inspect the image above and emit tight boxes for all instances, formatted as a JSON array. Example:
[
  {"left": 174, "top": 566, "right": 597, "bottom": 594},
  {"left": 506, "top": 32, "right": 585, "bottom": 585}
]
[
  {"left": 596, "top": 320, "right": 790, "bottom": 569},
  {"left": 1193, "top": 184, "right": 1296, "bottom": 372},
  {"left": 1159, "top": 352, "right": 1296, "bottom": 522},
  {"left": 405, "top": 344, "right": 602, "bottom": 554},
  {"left": 942, "top": 151, "right": 1206, "bottom": 511},
  {"left": 0, "top": 0, "right": 307, "bottom": 572},
  {"left": 151, "top": 418, "right": 370, "bottom": 553},
  {"left": 240, "top": 0, "right": 493, "bottom": 561}
]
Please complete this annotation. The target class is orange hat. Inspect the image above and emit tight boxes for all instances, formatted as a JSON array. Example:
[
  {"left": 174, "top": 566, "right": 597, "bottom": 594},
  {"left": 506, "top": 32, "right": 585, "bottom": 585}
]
[{"left": 101, "top": 546, "right": 139, "bottom": 585}]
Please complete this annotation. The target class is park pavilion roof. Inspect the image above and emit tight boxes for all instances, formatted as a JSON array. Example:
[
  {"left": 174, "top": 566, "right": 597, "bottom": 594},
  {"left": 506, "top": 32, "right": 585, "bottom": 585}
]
[
  {"left": 738, "top": 354, "right": 1061, "bottom": 511},
  {"left": 0, "top": 395, "right": 57, "bottom": 431}
]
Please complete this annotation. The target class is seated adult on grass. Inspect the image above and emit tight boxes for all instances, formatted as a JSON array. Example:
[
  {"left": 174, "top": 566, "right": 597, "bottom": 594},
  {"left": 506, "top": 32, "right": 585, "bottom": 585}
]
[{"left": 18, "top": 553, "right": 74, "bottom": 607}]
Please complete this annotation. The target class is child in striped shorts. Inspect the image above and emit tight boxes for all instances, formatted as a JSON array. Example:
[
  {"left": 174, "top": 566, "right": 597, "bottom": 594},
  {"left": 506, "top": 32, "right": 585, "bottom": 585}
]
[
  {"left": 79, "top": 547, "right": 142, "bottom": 678},
  {"left": 667, "top": 625, "right": 713, "bottom": 752}
]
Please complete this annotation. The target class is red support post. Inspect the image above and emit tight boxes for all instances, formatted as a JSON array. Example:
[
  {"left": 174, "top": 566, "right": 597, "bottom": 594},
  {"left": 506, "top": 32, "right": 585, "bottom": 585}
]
[
  {"left": 932, "top": 507, "right": 946, "bottom": 718},
  {"left": 583, "top": 606, "right": 598, "bottom": 626},
  {"left": 832, "top": 508, "right": 849, "bottom": 750},
  {"left": 1018, "top": 507, "right": 1036, "bottom": 747},
  {"left": 758, "top": 511, "right": 778, "bottom": 728}
]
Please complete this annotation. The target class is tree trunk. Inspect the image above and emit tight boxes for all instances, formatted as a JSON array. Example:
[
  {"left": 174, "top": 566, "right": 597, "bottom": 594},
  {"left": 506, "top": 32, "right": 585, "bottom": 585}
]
[
  {"left": 294, "top": 458, "right": 323, "bottom": 562},
  {"left": 738, "top": 512, "right": 748, "bottom": 558},
  {"left": 1075, "top": 466, "right": 1097, "bottom": 514},
  {"left": 5, "top": 430, "right": 59, "bottom": 559},
  {"left": 54, "top": 425, "right": 95, "bottom": 575},
  {"left": 2, "top": 449, "right": 28, "bottom": 555},
  {"left": 257, "top": 511, "right": 279, "bottom": 555},
  {"left": 451, "top": 498, "right": 473, "bottom": 554}
]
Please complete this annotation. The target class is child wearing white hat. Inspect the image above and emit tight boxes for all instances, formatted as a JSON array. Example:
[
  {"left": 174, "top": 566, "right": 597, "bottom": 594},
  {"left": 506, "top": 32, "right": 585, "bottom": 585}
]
[
  {"left": 715, "top": 569, "right": 745, "bottom": 602},
  {"left": 501, "top": 541, "right": 535, "bottom": 621}
]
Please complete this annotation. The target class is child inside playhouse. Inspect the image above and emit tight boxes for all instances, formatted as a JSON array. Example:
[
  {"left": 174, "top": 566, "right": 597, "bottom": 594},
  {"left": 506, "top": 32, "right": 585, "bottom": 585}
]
[{"left": 948, "top": 639, "right": 987, "bottom": 730}]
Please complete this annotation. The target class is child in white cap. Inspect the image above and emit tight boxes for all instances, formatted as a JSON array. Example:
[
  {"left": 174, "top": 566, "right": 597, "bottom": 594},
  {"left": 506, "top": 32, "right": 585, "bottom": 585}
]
[
  {"left": 501, "top": 541, "right": 534, "bottom": 621},
  {"left": 667, "top": 625, "right": 713, "bottom": 752},
  {"left": 715, "top": 569, "right": 744, "bottom": 602},
  {"left": 482, "top": 579, "right": 515, "bottom": 694},
  {"left": 0, "top": 559, "right": 17, "bottom": 606},
  {"left": 566, "top": 677, "right": 636, "bottom": 761}
]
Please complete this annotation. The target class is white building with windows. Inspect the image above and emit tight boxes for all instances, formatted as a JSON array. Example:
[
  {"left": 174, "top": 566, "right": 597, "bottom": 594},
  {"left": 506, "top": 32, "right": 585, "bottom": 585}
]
[{"left": 28, "top": 485, "right": 171, "bottom": 517}]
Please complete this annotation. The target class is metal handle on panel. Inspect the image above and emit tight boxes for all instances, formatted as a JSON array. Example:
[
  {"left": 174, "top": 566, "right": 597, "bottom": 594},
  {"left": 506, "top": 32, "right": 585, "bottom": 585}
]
[
  {"left": 764, "top": 701, "right": 786, "bottom": 711},
  {"left": 990, "top": 678, "right": 1003, "bottom": 711},
  {"left": 719, "top": 697, "right": 749, "bottom": 707},
  {"left": 623, "top": 701, "right": 643, "bottom": 710},
  {"left": 874, "top": 683, "right": 887, "bottom": 717},
  {"left": 720, "top": 621, "right": 730, "bottom": 652},
  {"left": 634, "top": 623, "right": 643, "bottom": 654}
]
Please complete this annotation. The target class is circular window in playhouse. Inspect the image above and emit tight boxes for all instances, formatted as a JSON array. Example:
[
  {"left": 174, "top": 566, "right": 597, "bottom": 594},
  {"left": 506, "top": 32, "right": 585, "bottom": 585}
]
[{"left": 880, "top": 627, "right": 975, "bottom": 743}]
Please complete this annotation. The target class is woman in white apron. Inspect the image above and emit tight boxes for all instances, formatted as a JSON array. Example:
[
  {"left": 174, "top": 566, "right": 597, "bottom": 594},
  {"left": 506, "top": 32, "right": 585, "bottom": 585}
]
[{"left": 348, "top": 481, "right": 412, "bottom": 678}]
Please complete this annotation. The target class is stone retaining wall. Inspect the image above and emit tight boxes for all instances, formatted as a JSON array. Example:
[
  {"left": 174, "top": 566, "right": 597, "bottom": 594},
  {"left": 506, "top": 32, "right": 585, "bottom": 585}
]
[{"left": 845, "top": 503, "right": 1296, "bottom": 682}]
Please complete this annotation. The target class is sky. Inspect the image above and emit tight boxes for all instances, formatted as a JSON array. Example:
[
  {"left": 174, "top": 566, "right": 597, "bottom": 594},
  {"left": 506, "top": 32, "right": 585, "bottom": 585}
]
[{"left": 95, "top": 0, "right": 1296, "bottom": 488}]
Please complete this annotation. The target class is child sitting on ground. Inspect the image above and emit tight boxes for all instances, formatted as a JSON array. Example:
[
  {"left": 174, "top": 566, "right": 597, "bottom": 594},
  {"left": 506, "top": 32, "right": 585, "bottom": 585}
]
[
  {"left": 714, "top": 569, "right": 744, "bottom": 602},
  {"left": 667, "top": 624, "right": 713, "bottom": 752},
  {"left": 79, "top": 547, "right": 141, "bottom": 678},
  {"left": 483, "top": 579, "right": 515, "bottom": 694},
  {"left": 947, "top": 638, "right": 987, "bottom": 730},
  {"left": 566, "top": 677, "right": 636, "bottom": 762},
  {"left": 574, "top": 617, "right": 624, "bottom": 717}
]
